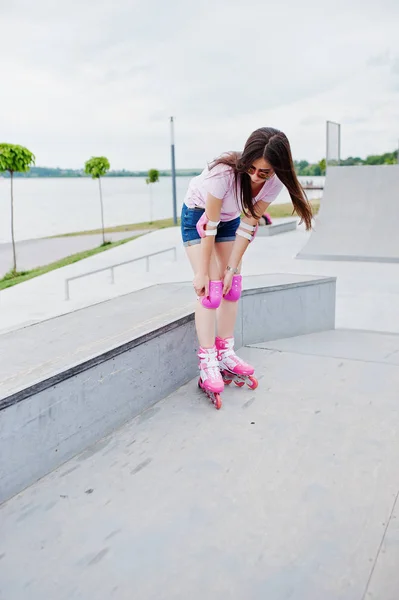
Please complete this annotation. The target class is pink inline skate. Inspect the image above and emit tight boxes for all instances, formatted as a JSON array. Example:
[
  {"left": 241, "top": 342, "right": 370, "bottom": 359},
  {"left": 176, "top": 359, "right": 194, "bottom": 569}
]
[
  {"left": 216, "top": 336, "right": 258, "bottom": 390},
  {"left": 197, "top": 346, "right": 224, "bottom": 409}
]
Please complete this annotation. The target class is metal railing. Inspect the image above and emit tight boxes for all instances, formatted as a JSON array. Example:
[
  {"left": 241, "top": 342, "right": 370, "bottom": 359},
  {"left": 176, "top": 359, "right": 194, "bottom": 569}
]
[{"left": 65, "top": 246, "right": 177, "bottom": 301}]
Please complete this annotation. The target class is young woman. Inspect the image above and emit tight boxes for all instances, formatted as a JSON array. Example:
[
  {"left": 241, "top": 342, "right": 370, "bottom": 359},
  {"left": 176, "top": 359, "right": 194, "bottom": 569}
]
[{"left": 181, "top": 127, "right": 313, "bottom": 408}]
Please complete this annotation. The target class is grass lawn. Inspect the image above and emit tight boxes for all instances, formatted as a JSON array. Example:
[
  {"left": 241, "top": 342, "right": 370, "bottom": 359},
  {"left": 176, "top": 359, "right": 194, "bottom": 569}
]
[{"left": 269, "top": 199, "right": 320, "bottom": 219}]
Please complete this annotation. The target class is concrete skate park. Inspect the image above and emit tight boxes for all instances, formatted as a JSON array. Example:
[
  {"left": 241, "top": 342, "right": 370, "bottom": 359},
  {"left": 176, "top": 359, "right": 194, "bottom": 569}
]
[{"left": 1, "top": 161, "right": 399, "bottom": 599}]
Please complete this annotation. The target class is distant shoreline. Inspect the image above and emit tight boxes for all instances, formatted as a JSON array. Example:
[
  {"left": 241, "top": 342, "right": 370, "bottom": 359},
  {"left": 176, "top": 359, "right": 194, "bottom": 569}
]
[
  {"left": 0, "top": 171, "right": 326, "bottom": 180},
  {"left": 0, "top": 148, "right": 396, "bottom": 179},
  {"left": 0, "top": 169, "right": 202, "bottom": 179}
]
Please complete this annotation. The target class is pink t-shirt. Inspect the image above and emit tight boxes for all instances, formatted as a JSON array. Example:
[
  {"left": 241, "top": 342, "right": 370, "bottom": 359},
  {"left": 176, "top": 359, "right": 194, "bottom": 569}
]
[{"left": 183, "top": 163, "right": 283, "bottom": 221}]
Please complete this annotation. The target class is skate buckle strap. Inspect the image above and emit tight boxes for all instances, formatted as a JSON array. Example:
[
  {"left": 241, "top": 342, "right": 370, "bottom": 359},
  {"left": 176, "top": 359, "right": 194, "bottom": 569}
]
[
  {"left": 198, "top": 352, "right": 218, "bottom": 364},
  {"left": 198, "top": 353, "right": 220, "bottom": 376},
  {"left": 220, "top": 338, "right": 235, "bottom": 352},
  {"left": 220, "top": 349, "right": 235, "bottom": 358}
]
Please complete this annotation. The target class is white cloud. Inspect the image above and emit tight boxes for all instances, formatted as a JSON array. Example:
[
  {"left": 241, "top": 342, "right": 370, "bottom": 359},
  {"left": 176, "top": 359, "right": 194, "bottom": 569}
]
[{"left": 0, "top": 0, "right": 398, "bottom": 168}]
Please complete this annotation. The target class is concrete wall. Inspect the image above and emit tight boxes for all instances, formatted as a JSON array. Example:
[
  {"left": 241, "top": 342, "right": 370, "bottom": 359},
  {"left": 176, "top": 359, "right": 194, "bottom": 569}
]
[
  {"left": 0, "top": 275, "right": 336, "bottom": 504},
  {"left": 238, "top": 277, "right": 336, "bottom": 345}
]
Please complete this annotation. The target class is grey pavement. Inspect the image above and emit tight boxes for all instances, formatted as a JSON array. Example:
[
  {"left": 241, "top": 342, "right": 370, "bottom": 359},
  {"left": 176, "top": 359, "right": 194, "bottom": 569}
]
[
  {"left": 1, "top": 329, "right": 399, "bottom": 599},
  {"left": 0, "top": 231, "right": 150, "bottom": 277}
]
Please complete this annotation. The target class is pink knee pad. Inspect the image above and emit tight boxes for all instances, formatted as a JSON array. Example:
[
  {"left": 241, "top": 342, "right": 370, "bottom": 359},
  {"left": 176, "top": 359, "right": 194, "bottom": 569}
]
[
  {"left": 201, "top": 280, "right": 223, "bottom": 309},
  {"left": 223, "top": 274, "right": 242, "bottom": 302}
]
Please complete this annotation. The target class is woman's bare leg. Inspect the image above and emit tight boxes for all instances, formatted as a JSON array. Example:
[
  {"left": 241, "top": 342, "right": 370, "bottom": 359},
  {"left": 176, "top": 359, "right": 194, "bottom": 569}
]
[
  {"left": 214, "top": 241, "right": 255, "bottom": 379},
  {"left": 214, "top": 241, "right": 241, "bottom": 338},
  {"left": 185, "top": 244, "right": 222, "bottom": 348}
]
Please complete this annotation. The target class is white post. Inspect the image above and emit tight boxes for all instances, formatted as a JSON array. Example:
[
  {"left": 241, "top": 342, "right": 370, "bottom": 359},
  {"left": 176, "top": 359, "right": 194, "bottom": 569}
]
[{"left": 170, "top": 117, "right": 177, "bottom": 225}]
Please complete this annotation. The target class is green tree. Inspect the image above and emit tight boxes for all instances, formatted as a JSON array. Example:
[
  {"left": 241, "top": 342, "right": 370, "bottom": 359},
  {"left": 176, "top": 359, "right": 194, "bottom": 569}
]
[
  {"left": 382, "top": 151, "right": 397, "bottom": 165},
  {"left": 318, "top": 158, "right": 326, "bottom": 175},
  {"left": 0, "top": 143, "right": 35, "bottom": 273},
  {"left": 341, "top": 156, "right": 363, "bottom": 166},
  {"left": 84, "top": 156, "right": 110, "bottom": 245},
  {"left": 146, "top": 168, "right": 159, "bottom": 223},
  {"left": 301, "top": 164, "right": 321, "bottom": 177},
  {"left": 294, "top": 160, "right": 309, "bottom": 175},
  {"left": 365, "top": 154, "right": 384, "bottom": 165}
]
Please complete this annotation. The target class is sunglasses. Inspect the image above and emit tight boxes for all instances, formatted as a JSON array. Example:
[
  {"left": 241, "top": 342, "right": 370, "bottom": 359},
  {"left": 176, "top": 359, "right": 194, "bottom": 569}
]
[{"left": 247, "top": 166, "right": 272, "bottom": 180}]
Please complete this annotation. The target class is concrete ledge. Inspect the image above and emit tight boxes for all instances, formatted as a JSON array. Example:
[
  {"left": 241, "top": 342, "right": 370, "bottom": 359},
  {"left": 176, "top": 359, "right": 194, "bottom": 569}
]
[
  {"left": 298, "top": 252, "right": 399, "bottom": 264},
  {"left": 0, "top": 274, "right": 336, "bottom": 504},
  {"left": 257, "top": 218, "right": 297, "bottom": 236}
]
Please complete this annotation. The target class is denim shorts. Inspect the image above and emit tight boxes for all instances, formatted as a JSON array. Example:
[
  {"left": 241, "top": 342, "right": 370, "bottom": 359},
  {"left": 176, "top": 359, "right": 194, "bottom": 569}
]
[{"left": 181, "top": 203, "right": 240, "bottom": 247}]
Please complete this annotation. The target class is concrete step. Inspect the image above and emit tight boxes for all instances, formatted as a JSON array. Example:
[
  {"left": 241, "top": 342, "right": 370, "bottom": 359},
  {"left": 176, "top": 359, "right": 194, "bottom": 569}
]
[{"left": 0, "top": 274, "right": 336, "bottom": 505}]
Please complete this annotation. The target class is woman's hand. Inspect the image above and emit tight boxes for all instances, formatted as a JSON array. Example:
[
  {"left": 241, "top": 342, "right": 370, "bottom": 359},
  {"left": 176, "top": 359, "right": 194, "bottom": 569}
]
[
  {"left": 222, "top": 268, "right": 234, "bottom": 295},
  {"left": 193, "top": 272, "right": 209, "bottom": 297}
]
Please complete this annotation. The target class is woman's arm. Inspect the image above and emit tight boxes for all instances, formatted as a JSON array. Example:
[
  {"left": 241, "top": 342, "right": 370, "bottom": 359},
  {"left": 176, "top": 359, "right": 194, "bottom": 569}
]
[
  {"left": 198, "top": 193, "right": 223, "bottom": 275},
  {"left": 226, "top": 200, "right": 270, "bottom": 271}
]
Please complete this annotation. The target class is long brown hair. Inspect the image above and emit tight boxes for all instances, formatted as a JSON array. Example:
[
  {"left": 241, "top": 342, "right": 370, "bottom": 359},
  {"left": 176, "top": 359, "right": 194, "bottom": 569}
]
[{"left": 209, "top": 127, "right": 313, "bottom": 230}]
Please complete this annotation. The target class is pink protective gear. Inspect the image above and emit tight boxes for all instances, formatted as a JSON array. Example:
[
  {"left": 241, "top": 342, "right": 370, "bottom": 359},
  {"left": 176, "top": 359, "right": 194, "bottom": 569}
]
[
  {"left": 196, "top": 212, "right": 220, "bottom": 238},
  {"left": 236, "top": 220, "right": 259, "bottom": 242},
  {"left": 223, "top": 274, "right": 242, "bottom": 302},
  {"left": 198, "top": 346, "right": 224, "bottom": 393},
  {"left": 200, "top": 280, "right": 223, "bottom": 309},
  {"left": 216, "top": 336, "right": 255, "bottom": 376}
]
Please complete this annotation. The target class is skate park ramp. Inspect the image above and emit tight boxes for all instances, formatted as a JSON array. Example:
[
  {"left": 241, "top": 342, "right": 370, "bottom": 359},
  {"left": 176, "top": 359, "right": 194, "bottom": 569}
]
[{"left": 297, "top": 165, "right": 399, "bottom": 263}]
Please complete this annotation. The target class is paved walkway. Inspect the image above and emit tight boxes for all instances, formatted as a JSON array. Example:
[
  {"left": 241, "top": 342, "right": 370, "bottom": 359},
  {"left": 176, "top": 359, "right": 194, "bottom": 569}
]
[
  {"left": 1, "top": 329, "right": 398, "bottom": 599},
  {"left": 0, "top": 231, "right": 151, "bottom": 277}
]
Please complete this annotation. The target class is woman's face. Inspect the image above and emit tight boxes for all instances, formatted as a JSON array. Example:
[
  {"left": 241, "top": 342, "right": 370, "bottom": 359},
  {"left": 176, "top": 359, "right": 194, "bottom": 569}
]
[{"left": 247, "top": 158, "right": 274, "bottom": 184}]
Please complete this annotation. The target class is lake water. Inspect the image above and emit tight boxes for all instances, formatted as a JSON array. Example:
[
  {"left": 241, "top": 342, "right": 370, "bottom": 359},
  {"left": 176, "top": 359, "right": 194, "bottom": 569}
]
[{"left": 0, "top": 176, "right": 324, "bottom": 243}]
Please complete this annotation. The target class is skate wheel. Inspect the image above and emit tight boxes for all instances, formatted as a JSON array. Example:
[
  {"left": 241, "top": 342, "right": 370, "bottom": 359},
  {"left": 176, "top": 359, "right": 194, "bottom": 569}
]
[
  {"left": 234, "top": 381, "right": 245, "bottom": 387},
  {"left": 198, "top": 377, "right": 203, "bottom": 389},
  {"left": 221, "top": 371, "right": 232, "bottom": 385},
  {"left": 247, "top": 376, "right": 258, "bottom": 390},
  {"left": 213, "top": 394, "right": 222, "bottom": 410}
]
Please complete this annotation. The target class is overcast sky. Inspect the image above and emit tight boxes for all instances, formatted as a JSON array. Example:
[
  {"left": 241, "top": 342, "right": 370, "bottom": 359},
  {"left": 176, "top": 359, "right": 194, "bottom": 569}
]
[{"left": 1, "top": 0, "right": 398, "bottom": 170}]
